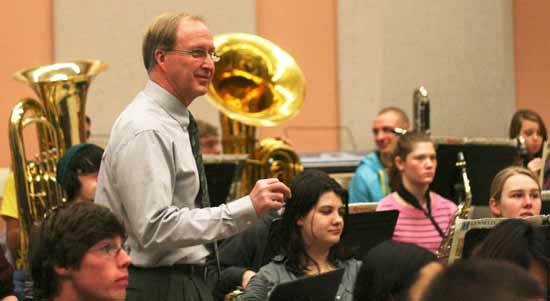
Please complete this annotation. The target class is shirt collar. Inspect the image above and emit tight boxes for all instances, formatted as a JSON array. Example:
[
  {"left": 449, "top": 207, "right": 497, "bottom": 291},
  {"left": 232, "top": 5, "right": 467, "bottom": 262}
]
[{"left": 143, "top": 80, "right": 190, "bottom": 128}]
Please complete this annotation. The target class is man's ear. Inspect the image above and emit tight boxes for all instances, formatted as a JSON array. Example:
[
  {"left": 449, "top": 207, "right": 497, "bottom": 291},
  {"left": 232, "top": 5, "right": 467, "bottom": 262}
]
[
  {"left": 296, "top": 217, "right": 304, "bottom": 227},
  {"left": 154, "top": 49, "right": 166, "bottom": 69},
  {"left": 488, "top": 198, "right": 501, "bottom": 217}
]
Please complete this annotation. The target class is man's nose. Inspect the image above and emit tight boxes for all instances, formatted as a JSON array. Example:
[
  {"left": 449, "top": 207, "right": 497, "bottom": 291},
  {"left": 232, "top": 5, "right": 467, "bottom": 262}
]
[{"left": 117, "top": 249, "right": 132, "bottom": 267}]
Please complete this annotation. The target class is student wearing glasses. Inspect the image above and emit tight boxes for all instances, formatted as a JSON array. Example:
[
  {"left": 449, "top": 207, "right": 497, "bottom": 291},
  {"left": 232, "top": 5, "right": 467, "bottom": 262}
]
[
  {"left": 30, "top": 202, "right": 131, "bottom": 301},
  {"left": 95, "top": 12, "right": 291, "bottom": 301}
]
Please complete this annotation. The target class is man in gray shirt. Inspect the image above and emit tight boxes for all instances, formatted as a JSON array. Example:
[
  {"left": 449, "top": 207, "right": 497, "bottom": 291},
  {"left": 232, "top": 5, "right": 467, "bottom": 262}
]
[{"left": 95, "top": 12, "right": 290, "bottom": 301}]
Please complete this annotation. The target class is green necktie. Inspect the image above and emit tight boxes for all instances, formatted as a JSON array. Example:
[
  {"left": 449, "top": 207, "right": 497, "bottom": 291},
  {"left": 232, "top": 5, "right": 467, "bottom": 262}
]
[
  {"left": 188, "top": 113, "right": 222, "bottom": 277},
  {"left": 188, "top": 113, "right": 211, "bottom": 208}
]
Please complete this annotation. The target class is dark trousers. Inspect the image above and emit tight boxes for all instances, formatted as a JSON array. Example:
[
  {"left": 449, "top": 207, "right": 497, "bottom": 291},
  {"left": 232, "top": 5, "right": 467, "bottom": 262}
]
[{"left": 126, "top": 265, "right": 215, "bottom": 301}]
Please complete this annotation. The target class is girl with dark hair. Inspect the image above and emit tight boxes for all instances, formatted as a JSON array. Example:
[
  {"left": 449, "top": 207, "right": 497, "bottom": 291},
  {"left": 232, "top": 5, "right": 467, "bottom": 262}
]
[
  {"left": 377, "top": 132, "right": 457, "bottom": 253},
  {"left": 237, "top": 170, "right": 361, "bottom": 301},
  {"left": 473, "top": 219, "right": 550, "bottom": 297},
  {"left": 56, "top": 143, "right": 104, "bottom": 203},
  {"left": 488, "top": 166, "right": 542, "bottom": 218},
  {"left": 509, "top": 109, "right": 548, "bottom": 174},
  {"left": 353, "top": 240, "right": 442, "bottom": 301}
]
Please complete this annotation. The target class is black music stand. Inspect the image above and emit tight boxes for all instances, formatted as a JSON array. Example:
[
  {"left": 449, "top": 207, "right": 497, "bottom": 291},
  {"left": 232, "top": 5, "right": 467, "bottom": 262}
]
[
  {"left": 268, "top": 268, "right": 345, "bottom": 301},
  {"left": 203, "top": 154, "right": 247, "bottom": 207},
  {"left": 342, "top": 210, "right": 399, "bottom": 259},
  {"left": 430, "top": 139, "right": 519, "bottom": 206},
  {"left": 462, "top": 223, "right": 550, "bottom": 259}
]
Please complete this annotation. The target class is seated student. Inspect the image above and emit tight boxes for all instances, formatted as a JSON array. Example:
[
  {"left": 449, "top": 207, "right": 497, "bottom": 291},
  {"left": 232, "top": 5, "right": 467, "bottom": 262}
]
[
  {"left": 210, "top": 210, "right": 280, "bottom": 300},
  {"left": 353, "top": 240, "right": 443, "bottom": 301},
  {"left": 376, "top": 132, "right": 457, "bottom": 253},
  {"left": 509, "top": 109, "right": 548, "bottom": 174},
  {"left": 196, "top": 119, "right": 222, "bottom": 155},
  {"left": 236, "top": 170, "right": 361, "bottom": 301},
  {"left": 56, "top": 143, "right": 104, "bottom": 203},
  {"left": 488, "top": 166, "right": 542, "bottom": 218},
  {"left": 30, "top": 202, "right": 131, "bottom": 301},
  {"left": 472, "top": 219, "right": 549, "bottom": 297},
  {"left": 349, "top": 107, "right": 410, "bottom": 203},
  {"left": 1, "top": 143, "right": 104, "bottom": 299},
  {"left": 423, "top": 259, "right": 545, "bottom": 301}
]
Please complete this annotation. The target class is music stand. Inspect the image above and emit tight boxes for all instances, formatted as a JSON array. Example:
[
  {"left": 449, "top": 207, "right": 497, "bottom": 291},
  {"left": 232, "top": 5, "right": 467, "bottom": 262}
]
[
  {"left": 430, "top": 137, "right": 519, "bottom": 206},
  {"left": 268, "top": 268, "right": 345, "bottom": 301},
  {"left": 342, "top": 210, "right": 399, "bottom": 259},
  {"left": 203, "top": 154, "right": 247, "bottom": 207},
  {"left": 447, "top": 215, "right": 550, "bottom": 264}
]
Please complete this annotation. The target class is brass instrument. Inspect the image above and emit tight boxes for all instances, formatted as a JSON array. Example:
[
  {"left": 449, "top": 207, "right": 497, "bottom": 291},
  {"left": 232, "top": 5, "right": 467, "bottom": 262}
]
[
  {"left": 207, "top": 33, "right": 305, "bottom": 193},
  {"left": 248, "top": 138, "right": 303, "bottom": 186},
  {"left": 9, "top": 60, "right": 107, "bottom": 268},
  {"left": 438, "top": 151, "right": 473, "bottom": 261},
  {"left": 413, "top": 86, "right": 430, "bottom": 135}
]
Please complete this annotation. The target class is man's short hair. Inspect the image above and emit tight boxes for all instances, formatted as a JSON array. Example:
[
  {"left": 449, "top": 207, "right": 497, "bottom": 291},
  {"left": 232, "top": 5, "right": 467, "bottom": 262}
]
[
  {"left": 30, "top": 202, "right": 126, "bottom": 299},
  {"left": 197, "top": 119, "right": 219, "bottom": 138},
  {"left": 142, "top": 12, "right": 205, "bottom": 73},
  {"left": 377, "top": 106, "right": 410, "bottom": 128},
  {"left": 422, "top": 259, "right": 545, "bottom": 301}
]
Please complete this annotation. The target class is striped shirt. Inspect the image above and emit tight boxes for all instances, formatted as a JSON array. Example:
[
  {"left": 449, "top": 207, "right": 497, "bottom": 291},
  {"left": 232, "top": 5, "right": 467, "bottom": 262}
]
[{"left": 376, "top": 192, "right": 457, "bottom": 253}]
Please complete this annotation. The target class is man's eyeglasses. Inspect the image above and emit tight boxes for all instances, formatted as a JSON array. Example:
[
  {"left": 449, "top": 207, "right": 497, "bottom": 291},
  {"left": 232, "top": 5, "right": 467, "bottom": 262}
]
[
  {"left": 89, "top": 242, "right": 127, "bottom": 259},
  {"left": 162, "top": 48, "right": 221, "bottom": 62}
]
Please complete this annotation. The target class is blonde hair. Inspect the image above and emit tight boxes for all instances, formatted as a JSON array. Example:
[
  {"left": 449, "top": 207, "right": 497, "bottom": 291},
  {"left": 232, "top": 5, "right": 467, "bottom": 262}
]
[{"left": 489, "top": 166, "right": 540, "bottom": 204}]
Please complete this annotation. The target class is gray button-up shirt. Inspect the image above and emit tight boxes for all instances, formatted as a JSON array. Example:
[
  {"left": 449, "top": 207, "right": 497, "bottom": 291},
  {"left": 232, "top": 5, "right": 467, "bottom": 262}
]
[{"left": 95, "top": 80, "right": 257, "bottom": 267}]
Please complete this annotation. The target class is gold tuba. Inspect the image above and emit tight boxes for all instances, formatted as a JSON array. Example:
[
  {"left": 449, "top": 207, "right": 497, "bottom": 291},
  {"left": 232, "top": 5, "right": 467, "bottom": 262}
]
[
  {"left": 207, "top": 33, "right": 305, "bottom": 193},
  {"left": 8, "top": 60, "right": 107, "bottom": 268}
]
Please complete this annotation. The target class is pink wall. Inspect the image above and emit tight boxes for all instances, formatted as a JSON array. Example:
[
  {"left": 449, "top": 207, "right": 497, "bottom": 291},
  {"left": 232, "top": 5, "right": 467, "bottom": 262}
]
[
  {"left": 256, "top": 0, "right": 340, "bottom": 152},
  {"left": 514, "top": 1, "right": 550, "bottom": 124},
  {"left": 0, "top": 2, "right": 53, "bottom": 168}
]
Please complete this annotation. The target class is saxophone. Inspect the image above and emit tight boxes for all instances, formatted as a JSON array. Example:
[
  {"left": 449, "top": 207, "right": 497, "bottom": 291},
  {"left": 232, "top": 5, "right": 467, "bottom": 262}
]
[
  {"left": 413, "top": 86, "right": 430, "bottom": 135},
  {"left": 437, "top": 151, "right": 472, "bottom": 260}
]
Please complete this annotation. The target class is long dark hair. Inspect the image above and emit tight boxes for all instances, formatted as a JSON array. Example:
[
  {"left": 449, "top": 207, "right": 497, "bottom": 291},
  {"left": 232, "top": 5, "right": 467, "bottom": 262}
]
[
  {"left": 509, "top": 109, "right": 548, "bottom": 158},
  {"left": 389, "top": 131, "right": 433, "bottom": 191},
  {"left": 353, "top": 240, "right": 438, "bottom": 301},
  {"left": 273, "top": 170, "right": 350, "bottom": 275}
]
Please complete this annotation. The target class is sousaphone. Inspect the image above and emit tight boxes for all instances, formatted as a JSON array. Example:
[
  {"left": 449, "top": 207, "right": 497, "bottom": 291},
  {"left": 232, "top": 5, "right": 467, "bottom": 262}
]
[{"left": 207, "top": 33, "right": 305, "bottom": 194}]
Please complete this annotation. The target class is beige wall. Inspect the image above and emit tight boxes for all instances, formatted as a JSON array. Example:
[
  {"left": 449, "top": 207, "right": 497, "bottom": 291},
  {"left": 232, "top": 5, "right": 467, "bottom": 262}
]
[
  {"left": 339, "top": 0, "right": 516, "bottom": 151},
  {"left": 3, "top": 1, "right": 550, "bottom": 168},
  {"left": 256, "top": 0, "right": 340, "bottom": 152},
  {"left": 514, "top": 1, "right": 550, "bottom": 124},
  {"left": 54, "top": 0, "right": 256, "bottom": 147},
  {"left": 0, "top": 1, "right": 53, "bottom": 168}
]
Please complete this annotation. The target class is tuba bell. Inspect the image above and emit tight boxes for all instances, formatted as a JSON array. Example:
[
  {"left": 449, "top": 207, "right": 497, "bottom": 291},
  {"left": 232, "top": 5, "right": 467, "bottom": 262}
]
[
  {"left": 207, "top": 33, "right": 305, "bottom": 193},
  {"left": 8, "top": 60, "right": 107, "bottom": 268}
]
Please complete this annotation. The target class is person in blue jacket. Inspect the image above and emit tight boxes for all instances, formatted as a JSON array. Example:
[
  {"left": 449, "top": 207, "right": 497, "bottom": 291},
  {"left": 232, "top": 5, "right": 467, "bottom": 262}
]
[{"left": 349, "top": 107, "right": 409, "bottom": 203}]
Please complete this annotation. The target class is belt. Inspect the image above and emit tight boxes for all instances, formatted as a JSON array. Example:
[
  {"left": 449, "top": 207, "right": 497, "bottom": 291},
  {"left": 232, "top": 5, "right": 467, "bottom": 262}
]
[{"left": 129, "top": 264, "right": 209, "bottom": 279}]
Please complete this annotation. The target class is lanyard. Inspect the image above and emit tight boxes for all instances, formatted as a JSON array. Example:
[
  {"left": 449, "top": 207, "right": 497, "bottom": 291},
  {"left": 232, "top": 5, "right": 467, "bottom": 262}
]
[{"left": 396, "top": 183, "right": 446, "bottom": 238}]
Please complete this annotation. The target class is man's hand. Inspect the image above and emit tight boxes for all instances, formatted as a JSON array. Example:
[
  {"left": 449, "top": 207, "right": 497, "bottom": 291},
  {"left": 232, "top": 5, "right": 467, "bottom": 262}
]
[
  {"left": 241, "top": 270, "right": 257, "bottom": 288},
  {"left": 249, "top": 178, "right": 291, "bottom": 217}
]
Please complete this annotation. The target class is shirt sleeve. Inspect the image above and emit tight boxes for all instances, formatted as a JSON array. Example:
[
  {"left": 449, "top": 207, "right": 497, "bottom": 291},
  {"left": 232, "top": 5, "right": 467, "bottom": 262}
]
[
  {"left": 236, "top": 268, "right": 274, "bottom": 301},
  {"left": 109, "top": 130, "right": 257, "bottom": 252},
  {"left": 1, "top": 173, "right": 19, "bottom": 219}
]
